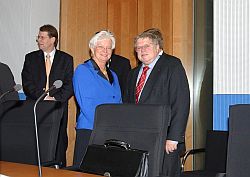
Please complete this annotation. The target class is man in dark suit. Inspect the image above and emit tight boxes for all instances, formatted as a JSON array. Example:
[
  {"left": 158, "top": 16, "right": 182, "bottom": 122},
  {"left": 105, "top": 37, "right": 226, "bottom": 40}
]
[
  {"left": 0, "top": 62, "right": 19, "bottom": 102},
  {"left": 21, "top": 24, "right": 74, "bottom": 167},
  {"left": 124, "top": 28, "right": 190, "bottom": 177},
  {"left": 108, "top": 54, "right": 131, "bottom": 95}
]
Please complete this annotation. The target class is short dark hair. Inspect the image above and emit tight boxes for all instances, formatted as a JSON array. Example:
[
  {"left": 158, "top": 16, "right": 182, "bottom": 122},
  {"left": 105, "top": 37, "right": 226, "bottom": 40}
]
[{"left": 39, "top": 24, "right": 58, "bottom": 48}]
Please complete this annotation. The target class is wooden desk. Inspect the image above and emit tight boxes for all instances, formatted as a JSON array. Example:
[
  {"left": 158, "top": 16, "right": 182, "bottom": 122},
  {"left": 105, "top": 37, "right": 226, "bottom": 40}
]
[{"left": 0, "top": 161, "right": 101, "bottom": 177}]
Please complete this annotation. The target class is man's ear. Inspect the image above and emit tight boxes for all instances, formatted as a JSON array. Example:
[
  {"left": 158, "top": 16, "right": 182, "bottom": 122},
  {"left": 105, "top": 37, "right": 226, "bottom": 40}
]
[
  {"left": 51, "top": 37, "right": 56, "bottom": 44},
  {"left": 156, "top": 44, "right": 160, "bottom": 51}
]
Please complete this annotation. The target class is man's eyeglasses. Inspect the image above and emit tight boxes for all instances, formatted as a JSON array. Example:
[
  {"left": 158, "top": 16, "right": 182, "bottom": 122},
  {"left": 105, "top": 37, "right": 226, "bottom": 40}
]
[
  {"left": 36, "top": 35, "right": 50, "bottom": 41},
  {"left": 135, "top": 43, "right": 154, "bottom": 52}
]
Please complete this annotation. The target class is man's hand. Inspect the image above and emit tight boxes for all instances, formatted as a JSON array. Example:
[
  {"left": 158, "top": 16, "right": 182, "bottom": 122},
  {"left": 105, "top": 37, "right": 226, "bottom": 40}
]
[{"left": 165, "top": 140, "right": 178, "bottom": 154}]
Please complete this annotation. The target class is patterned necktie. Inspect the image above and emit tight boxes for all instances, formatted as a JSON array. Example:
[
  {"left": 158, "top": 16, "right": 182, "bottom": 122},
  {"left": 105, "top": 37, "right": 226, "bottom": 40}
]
[
  {"left": 45, "top": 54, "right": 51, "bottom": 91},
  {"left": 135, "top": 66, "right": 149, "bottom": 103}
]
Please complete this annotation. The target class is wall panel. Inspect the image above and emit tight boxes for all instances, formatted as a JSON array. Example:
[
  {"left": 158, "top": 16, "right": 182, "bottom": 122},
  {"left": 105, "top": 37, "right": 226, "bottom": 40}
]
[
  {"left": 0, "top": 0, "right": 60, "bottom": 85},
  {"left": 138, "top": 0, "right": 173, "bottom": 54},
  {"left": 107, "top": 0, "right": 138, "bottom": 67},
  {"left": 173, "top": 0, "right": 193, "bottom": 170},
  {"left": 214, "top": 0, "right": 250, "bottom": 130},
  {"left": 60, "top": 0, "right": 108, "bottom": 67}
]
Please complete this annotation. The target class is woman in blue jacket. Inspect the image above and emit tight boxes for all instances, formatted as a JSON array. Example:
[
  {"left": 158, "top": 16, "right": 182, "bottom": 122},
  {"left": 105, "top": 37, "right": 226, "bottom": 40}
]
[{"left": 73, "top": 30, "right": 122, "bottom": 166}]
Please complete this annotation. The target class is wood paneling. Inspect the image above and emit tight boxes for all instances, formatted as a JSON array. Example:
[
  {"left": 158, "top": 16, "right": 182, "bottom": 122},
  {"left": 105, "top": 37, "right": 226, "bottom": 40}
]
[
  {"left": 138, "top": 0, "right": 173, "bottom": 54},
  {"left": 60, "top": 0, "right": 108, "bottom": 66},
  {"left": 60, "top": 0, "right": 194, "bottom": 169},
  {"left": 107, "top": 0, "right": 138, "bottom": 68},
  {"left": 173, "top": 0, "right": 193, "bottom": 170}
]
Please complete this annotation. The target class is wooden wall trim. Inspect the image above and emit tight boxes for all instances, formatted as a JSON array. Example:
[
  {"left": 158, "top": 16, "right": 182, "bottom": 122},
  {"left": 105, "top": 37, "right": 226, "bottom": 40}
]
[{"left": 173, "top": 0, "right": 193, "bottom": 170}]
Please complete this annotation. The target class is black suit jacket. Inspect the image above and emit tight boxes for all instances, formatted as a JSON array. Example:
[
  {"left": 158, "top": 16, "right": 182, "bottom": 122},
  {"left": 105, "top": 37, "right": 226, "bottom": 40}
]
[
  {"left": 109, "top": 54, "right": 131, "bottom": 95},
  {"left": 0, "top": 62, "right": 19, "bottom": 102},
  {"left": 21, "top": 49, "right": 74, "bottom": 166},
  {"left": 21, "top": 50, "right": 73, "bottom": 102},
  {"left": 124, "top": 52, "right": 190, "bottom": 143}
]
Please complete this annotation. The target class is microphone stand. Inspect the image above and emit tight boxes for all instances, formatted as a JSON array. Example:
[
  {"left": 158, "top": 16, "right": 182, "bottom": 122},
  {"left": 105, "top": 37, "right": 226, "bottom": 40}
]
[
  {"left": 0, "top": 84, "right": 22, "bottom": 101},
  {"left": 33, "top": 87, "right": 54, "bottom": 177},
  {"left": 33, "top": 80, "right": 62, "bottom": 177},
  {"left": 33, "top": 92, "right": 47, "bottom": 177}
]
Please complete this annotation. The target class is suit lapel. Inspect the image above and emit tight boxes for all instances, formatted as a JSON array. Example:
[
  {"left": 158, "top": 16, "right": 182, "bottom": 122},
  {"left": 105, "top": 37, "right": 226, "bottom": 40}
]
[
  {"left": 49, "top": 50, "right": 62, "bottom": 87},
  {"left": 38, "top": 50, "right": 47, "bottom": 86},
  {"left": 139, "top": 56, "right": 164, "bottom": 103},
  {"left": 38, "top": 50, "right": 46, "bottom": 72},
  {"left": 50, "top": 50, "right": 59, "bottom": 77}
]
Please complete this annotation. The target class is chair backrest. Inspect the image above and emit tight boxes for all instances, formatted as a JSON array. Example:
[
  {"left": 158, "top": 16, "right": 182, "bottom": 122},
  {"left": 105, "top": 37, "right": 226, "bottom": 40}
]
[
  {"left": 0, "top": 100, "right": 63, "bottom": 165},
  {"left": 205, "top": 130, "right": 228, "bottom": 172},
  {"left": 227, "top": 104, "right": 250, "bottom": 177},
  {"left": 87, "top": 104, "right": 170, "bottom": 177}
]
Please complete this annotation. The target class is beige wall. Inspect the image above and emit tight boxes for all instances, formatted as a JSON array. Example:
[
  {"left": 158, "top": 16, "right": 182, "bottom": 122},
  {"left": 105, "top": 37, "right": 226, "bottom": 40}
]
[{"left": 60, "top": 0, "right": 193, "bottom": 169}]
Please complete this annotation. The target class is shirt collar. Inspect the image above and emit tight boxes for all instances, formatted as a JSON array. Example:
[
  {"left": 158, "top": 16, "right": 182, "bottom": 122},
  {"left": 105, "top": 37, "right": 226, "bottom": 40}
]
[
  {"left": 44, "top": 48, "right": 56, "bottom": 60},
  {"left": 142, "top": 50, "right": 163, "bottom": 69}
]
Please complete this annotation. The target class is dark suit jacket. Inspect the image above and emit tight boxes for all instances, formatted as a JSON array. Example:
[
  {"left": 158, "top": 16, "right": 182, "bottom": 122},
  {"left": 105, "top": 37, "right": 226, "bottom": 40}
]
[
  {"left": 109, "top": 54, "right": 131, "bottom": 95},
  {"left": 0, "top": 62, "right": 19, "bottom": 102},
  {"left": 21, "top": 49, "right": 73, "bottom": 102},
  {"left": 124, "top": 52, "right": 190, "bottom": 143},
  {"left": 21, "top": 49, "right": 74, "bottom": 166}
]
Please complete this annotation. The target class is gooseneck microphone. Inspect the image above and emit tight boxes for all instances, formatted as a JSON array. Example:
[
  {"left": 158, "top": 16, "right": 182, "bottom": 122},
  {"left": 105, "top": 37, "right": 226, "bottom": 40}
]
[
  {"left": 33, "top": 80, "right": 63, "bottom": 177},
  {"left": 0, "top": 84, "right": 22, "bottom": 101}
]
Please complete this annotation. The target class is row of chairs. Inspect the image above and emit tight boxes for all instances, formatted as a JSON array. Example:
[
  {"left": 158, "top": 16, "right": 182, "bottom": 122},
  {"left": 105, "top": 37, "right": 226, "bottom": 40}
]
[
  {"left": 0, "top": 101, "right": 170, "bottom": 176},
  {"left": 1, "top": 101, "right": 249, "bottom": 176}
]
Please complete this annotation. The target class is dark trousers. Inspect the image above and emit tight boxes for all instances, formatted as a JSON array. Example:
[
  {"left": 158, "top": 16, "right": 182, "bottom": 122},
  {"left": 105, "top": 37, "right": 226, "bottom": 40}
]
[
  {"left": 160, "top": 143, "right": 185, "bottom": 177},
  {"left": 73, "top": 129, "right": 92, "bottom": 166},
  {"left": 55, "top": 105, "right": 68, "bottom": 167}
]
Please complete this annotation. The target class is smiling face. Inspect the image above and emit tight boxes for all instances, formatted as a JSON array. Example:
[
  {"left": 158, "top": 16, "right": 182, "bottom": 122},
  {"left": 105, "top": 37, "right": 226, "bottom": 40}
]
[
  {"left": 91, "top": 38, "right": 113, "bottom": 66},
  {"left": 37, "top": 31, "right": 55, "bottom": 53},
  {"left": 135, "top": 37, "right": 160, "bottom": 65}
]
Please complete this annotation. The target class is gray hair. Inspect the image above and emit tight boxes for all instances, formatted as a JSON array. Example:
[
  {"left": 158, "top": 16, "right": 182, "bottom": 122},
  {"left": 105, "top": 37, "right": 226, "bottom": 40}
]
[
  {"left": 89, "top": 30, "right": 116, "bottom": 49},
  {"left": 134, "top": 28, "right": 164, "bottom": 49}
]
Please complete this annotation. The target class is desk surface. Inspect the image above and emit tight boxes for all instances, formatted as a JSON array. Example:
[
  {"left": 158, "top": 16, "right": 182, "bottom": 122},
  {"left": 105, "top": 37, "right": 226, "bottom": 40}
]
[{"left": 0, "top": 161, "right": 101, "bottom": 177}]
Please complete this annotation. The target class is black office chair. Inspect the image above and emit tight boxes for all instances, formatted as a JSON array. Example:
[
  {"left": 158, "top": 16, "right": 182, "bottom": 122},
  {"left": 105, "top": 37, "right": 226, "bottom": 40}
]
[
  {"left": 181, "top": 130, "right": 228, "bottom": 177},
  {"left": 217, "top": 104, "right": 250, "bottom": 177},
  {"left": 80, "top": 104, "right": 170, "bottom": 177},
  {"left": 0, "top": 100, "right": 63, "bottom": 166}
]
